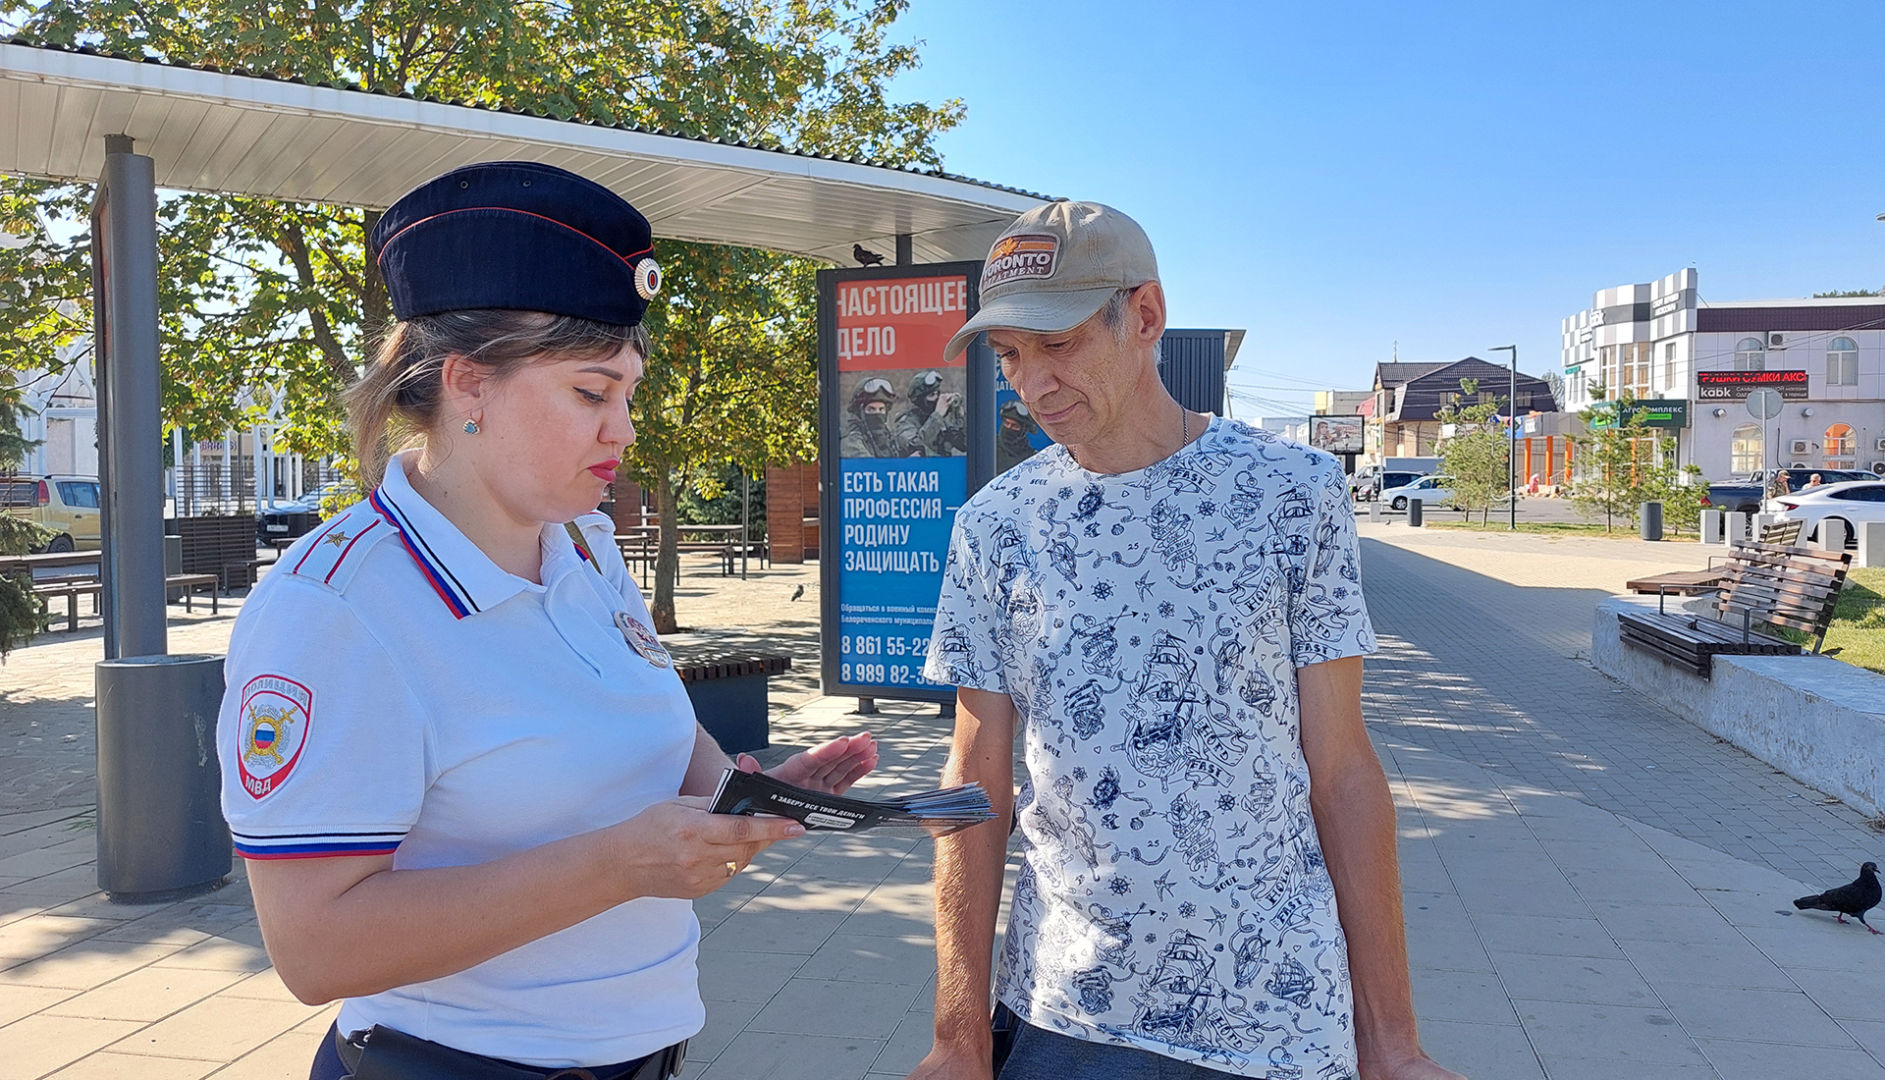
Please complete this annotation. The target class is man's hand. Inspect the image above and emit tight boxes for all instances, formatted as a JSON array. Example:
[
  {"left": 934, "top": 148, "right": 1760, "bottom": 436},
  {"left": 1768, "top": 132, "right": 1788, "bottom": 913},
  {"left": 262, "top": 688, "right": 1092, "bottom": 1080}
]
[
  {"left": 1362, "top": 1049, "right": 1467, "bottom": 1080},
  {"left": 737, "top": 731, "right": 877, "bottom": 795},
  {"left": 904, "top": 1045, "right": 990, "bottom": 1080}
]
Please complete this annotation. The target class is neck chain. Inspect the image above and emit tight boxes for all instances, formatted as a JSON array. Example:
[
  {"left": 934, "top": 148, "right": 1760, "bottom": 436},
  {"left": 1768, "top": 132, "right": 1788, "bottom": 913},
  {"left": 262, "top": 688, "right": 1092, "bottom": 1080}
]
[{"left": 1180, "top": 407, "right": 1189, "bottom": 448}]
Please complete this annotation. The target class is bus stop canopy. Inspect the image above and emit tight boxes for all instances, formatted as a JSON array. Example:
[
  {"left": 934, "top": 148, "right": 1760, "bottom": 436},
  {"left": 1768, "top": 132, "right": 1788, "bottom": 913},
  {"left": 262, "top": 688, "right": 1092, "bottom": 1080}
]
[
  {"left": 0, "top": 37, "right": 1052, "bottom": 664},
  {"left": 0, "top": 38, "right": 1050, "bottom": 263}
]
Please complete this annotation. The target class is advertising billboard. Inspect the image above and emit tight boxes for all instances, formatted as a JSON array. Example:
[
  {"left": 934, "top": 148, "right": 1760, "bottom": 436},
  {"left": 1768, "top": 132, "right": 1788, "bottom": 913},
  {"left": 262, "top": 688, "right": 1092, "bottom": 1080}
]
[
  {"left": 1307, "top": 415, "right": 1364, "bottom": 454},
  {"left": 1696, "top": 370, "right": 1808, "bottom": 401},
  {"left": 819, "top": 262, "right": 988, "bottom": 703}
]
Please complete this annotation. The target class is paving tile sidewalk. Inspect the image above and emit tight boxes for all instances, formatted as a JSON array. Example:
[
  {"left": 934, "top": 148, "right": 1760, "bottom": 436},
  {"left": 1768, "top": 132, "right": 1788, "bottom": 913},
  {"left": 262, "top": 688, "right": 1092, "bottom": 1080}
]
[{"left": 3, "top": 536, "right": 1885, "bottom": 1077}]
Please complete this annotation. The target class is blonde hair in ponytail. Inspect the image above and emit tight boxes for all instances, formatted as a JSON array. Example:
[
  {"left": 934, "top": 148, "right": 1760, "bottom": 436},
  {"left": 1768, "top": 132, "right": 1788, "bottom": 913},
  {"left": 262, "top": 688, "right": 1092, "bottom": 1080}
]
[{"left": 345, "top": 311, "right": 649, "bottom": 488}]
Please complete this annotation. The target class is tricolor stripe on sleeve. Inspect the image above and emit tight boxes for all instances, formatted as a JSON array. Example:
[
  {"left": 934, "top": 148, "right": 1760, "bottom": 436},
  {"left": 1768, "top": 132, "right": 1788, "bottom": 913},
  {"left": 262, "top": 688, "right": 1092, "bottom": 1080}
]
[{"left": 231, "top": 828, "right": 407, "bottom": 860}]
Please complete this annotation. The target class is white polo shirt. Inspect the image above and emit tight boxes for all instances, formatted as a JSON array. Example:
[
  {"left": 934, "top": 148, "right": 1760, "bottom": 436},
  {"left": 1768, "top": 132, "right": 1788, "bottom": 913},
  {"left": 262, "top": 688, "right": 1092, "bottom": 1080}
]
[{"left": 217, "top": 452, "right": 702, "bottom": 1068}]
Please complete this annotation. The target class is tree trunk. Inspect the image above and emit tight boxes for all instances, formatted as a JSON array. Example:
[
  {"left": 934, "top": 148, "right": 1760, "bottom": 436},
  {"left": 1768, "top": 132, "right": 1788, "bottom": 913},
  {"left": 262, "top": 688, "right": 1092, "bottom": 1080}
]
[{"left": 650, "top": 473, "right": 680, "bottom": 634}]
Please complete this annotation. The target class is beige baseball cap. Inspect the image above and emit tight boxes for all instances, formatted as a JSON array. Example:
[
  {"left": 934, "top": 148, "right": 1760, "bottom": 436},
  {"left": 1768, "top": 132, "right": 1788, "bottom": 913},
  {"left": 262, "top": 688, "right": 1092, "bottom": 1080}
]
[{"left": 943, "top": 201, "right": 1159, "bottom": 363}]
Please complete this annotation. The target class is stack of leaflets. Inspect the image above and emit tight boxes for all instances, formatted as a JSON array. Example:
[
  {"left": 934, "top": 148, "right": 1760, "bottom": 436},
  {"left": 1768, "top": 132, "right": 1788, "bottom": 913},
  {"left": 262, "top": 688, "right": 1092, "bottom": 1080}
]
[{"left": 709, "top": 768, "right": 996, "bottom": 834}]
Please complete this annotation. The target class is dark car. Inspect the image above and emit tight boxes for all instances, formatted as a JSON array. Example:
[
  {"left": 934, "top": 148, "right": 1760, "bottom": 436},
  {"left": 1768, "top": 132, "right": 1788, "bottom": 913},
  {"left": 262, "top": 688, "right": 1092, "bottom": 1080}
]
[
  {"left": 1358, "top": 471, "right": 1425, "bottom": 501},
  {"left": 255, "top": 483, "right": 357, "bottom": 543},
  {"left": 1702, "top": 468, "right": 1878, "bottom": 515}
]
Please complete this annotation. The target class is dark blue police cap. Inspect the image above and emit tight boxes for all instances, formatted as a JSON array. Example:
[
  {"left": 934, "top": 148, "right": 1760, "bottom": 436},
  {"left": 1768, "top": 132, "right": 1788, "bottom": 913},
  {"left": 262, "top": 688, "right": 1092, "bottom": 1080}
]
[{"left": 371, "top": 161, "right": 661, "bottom": 326}]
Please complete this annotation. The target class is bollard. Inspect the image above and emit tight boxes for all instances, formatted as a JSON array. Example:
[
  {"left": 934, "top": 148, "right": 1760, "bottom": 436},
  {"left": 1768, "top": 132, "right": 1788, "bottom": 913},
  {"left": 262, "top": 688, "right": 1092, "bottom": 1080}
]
[
  {"left": 1725, "top": 512, "right": 1752, "bottom": 546},
  {"left": 1753, "top": 513, "right": 1777, "bottom": 537},
  {"left": 1407, "top": 497, "right": 1424, "bottom": 528},
  {"left": 1819, "top": 518, "right": 1849, "bottom": 553},
  {"left": 1639, "top": 501, "right": 1663, "bottom": 542},
  {"left": 1701, "top": 509, "right": 1723, "bottom": 545},
  {"left": 1368, "top": 499, "right": 1381, "bottom": 523},
  {"left": 96, "top": 654, "right": 230, "bottom": 901},
  {"left": 1857, "top": 521, "right": 1885, "bottom": 568}
]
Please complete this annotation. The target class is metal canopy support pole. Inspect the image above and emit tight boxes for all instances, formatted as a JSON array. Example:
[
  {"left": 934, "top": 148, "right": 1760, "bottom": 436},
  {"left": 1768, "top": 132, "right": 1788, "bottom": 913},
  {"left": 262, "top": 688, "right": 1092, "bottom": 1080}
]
[
  {"left": 95, "top": 135, "right": 166, "bottom": 659},
  {"left": 894, "top": 233, "right": 913, "bottom": 266}
]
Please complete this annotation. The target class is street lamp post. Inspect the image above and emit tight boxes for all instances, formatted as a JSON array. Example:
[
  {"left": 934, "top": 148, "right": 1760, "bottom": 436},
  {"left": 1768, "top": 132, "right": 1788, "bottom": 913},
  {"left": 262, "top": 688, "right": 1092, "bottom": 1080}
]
[{"left": 1490, "top": 345, "right": 1518, "bottom": 531}]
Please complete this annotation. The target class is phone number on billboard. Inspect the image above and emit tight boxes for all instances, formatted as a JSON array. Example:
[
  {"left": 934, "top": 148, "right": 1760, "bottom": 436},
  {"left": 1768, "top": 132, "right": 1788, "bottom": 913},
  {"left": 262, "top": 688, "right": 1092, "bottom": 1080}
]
[
  {"left": 840, "top": 662, "right": 925, "bottom": 684},
  {"left": 842, "top": 634, "right": 931, "bottom": 659}
]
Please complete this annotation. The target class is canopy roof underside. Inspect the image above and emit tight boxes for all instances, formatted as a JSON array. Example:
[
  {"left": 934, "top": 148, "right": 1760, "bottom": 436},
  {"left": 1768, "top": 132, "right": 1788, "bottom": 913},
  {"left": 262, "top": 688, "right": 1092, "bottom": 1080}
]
[{"left": 0, "top": 40, "right": 1049, "bottom": 264}]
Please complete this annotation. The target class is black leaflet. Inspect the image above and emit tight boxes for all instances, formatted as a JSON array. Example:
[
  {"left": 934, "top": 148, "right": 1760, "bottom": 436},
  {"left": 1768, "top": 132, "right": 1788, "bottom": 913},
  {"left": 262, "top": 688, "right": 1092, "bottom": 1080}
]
[{"left": 708, "top": 769, "right": 996, "bottom": 835}]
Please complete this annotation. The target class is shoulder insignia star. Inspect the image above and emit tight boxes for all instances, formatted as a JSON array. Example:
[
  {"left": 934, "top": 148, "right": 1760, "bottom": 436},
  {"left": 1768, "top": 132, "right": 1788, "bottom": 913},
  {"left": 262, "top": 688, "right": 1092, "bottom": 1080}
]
[{"left": 324, "top": 530, "right": 351, "bottom": 548}]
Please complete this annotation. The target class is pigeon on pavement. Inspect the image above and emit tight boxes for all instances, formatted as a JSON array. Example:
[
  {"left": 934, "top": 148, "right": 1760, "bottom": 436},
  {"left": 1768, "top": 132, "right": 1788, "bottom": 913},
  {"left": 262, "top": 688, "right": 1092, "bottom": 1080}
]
[
  {"left": 1794, "top": 861, "right": 1882, "bottom": 933},
  {"left": 790, "top": 584, "right": 805, "bottom": 601}
]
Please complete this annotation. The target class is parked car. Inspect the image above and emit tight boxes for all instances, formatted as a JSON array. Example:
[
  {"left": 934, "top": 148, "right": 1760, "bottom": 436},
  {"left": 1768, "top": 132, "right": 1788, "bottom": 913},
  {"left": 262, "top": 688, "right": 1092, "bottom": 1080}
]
[
  {"left": 0, "top": 474, "right": 101, "bottom": 551},
  {"left": 1772, "top": 480, "right": 1885, "bottom": 548},
  {"left": 1381, "top": 474, "right": 1456, "bottom": 511},
  {"left": 255, "top": 483, "right": 357, "bottom": 542},
  {"left": 1358, "top": 470, "right": 1427, "bottom": 502},
  {"left": 1703, "top": 468, "right": 1877, "bottom": 515}
]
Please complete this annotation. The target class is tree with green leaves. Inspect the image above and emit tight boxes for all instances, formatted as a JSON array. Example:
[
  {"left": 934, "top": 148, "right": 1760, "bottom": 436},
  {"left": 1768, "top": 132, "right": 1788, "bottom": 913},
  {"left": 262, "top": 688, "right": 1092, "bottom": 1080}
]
[
  {"left": 0, "top": 372, "right": 48, "bottom": 656},
  {"left": 1569, "top": 395, "right": 1656, "bottom": 533},
  {"left": 0, "top": 0, "right": 962, "bottom": 630},
  {"left": 1436, "top": 377, "right": 1509, "bottom": 525},
  {"left": 633, "top": 241, "right": 818, "bottom": 630}
]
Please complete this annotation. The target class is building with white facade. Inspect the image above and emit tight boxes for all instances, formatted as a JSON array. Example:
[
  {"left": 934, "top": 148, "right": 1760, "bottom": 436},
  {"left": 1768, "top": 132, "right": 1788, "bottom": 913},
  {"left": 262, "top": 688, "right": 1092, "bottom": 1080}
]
[{"left": 1562, "top": 269, "right": 1885, "bottom": 479}]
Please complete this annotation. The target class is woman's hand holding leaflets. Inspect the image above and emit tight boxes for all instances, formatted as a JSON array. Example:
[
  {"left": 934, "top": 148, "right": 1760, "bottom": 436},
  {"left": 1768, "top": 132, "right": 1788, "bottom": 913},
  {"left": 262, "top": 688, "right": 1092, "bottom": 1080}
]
[
  {"left": 737, "top": 731, "right": 878, "bottom": 795},
  {"left": 615, "top": 798, "right": 804, "bottom": 900}
]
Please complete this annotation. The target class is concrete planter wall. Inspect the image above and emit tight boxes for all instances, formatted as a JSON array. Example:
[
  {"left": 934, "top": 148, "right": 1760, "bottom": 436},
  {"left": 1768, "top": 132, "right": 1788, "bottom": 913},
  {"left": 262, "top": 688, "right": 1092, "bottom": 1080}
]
[{"left": 1593, "top": 596, "right": 1885, "bottom": 816}]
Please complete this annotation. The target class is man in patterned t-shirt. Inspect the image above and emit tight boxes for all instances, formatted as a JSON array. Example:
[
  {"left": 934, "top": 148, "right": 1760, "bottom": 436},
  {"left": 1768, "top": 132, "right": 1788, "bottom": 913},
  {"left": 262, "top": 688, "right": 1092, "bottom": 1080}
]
[{"left": 909, "top": 203, "right": 1462, "bottom": 1080}]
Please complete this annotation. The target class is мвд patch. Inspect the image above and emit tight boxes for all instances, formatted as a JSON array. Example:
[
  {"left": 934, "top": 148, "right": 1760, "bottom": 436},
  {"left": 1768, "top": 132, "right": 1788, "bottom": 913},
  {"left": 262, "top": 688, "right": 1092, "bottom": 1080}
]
[{"left": 237, "top": 674, "right": 313, "bottom": 800}]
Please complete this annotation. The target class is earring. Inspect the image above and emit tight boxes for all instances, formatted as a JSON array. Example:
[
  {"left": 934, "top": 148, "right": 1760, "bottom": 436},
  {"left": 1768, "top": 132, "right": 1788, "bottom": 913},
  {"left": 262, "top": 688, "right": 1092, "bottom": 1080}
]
[{"left": 462, "top": 419, "right": 480, "bottom": 435}]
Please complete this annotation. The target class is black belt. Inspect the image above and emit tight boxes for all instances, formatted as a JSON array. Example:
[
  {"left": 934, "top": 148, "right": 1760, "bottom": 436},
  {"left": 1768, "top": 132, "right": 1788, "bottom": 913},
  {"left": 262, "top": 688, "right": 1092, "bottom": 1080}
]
[{"left": 335, "top": 1024, "right": 686, "bottom": 1080}]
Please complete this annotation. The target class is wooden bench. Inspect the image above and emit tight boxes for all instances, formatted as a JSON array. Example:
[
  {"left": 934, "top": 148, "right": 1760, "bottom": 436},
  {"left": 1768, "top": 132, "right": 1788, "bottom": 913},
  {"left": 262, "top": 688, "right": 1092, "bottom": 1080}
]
[
  {"left": 614, "top": 535, "right": 737, "bottom": 580},
  {"left": 30, "top": 572, "right": 225, "bottom": 631},
  {"left": 166, "top": 573, "right": 220, "bottom": 613},
  {"left": 1618, "top": 541, "right": 1853, "bottom": 677},
  {"left": 1626, "top": 519, "right": 1808, "bottom": 596},
  {"left": 31, "top": 578, "right": 103, "bottom": 632},
  {"left": 673, "top": 654, "right": 792, "bottom": 753},
  {"left": 1760, "top": 519, "right": 1803, "bottom": 546}
]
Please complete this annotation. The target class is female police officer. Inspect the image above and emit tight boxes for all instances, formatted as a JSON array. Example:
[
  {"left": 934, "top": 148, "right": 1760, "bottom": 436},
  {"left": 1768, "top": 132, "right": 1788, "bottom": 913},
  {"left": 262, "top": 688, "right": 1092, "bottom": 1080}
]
[{"left": 217, "top": 161, "right": 877, "bottom": 1080}]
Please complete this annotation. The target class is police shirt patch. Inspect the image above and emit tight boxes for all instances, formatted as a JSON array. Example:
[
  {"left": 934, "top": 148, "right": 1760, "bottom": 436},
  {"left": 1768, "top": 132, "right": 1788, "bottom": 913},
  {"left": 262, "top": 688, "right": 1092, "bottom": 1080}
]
[
  {"left": 237, "top": 674, "right": 313, "bottom": 800},
  {"left": 981, "top": 233, "right": 1059, "bottom": 290},
  {"left": 613, "top": 611, "right": 672, "bottom": 669}
]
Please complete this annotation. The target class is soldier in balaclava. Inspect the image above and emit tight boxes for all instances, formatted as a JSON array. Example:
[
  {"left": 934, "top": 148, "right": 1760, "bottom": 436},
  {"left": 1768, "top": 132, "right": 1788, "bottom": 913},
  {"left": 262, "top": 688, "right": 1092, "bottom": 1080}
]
[
  {"left": 996, "top": 399, "right": 1041, "bottom": 474},
  {"left": 896, "top": 368, "right": 968, "bottom": 457},
  {"left": 841, "top": 377, "right": 913, "bottom": 457}
]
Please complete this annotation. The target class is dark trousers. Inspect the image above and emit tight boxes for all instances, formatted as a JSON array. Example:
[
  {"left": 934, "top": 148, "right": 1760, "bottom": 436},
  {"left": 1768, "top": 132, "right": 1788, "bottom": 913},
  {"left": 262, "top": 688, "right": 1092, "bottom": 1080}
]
[{"left": 310, "top": 1023, "right": 659, "bottom": 1080}]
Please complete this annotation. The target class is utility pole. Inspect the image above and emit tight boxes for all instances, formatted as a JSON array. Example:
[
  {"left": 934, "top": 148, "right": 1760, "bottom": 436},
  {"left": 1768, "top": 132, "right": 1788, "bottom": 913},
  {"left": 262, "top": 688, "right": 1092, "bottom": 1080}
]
[{"left": 1491, "top": 345, "right": 1518, "bottom": 531}]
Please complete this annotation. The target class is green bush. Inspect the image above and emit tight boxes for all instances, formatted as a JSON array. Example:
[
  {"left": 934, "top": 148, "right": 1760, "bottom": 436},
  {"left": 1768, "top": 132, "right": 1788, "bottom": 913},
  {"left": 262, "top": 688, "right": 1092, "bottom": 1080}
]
[{"left": 0, "top": 516, "right": 53, "bottom": 658}]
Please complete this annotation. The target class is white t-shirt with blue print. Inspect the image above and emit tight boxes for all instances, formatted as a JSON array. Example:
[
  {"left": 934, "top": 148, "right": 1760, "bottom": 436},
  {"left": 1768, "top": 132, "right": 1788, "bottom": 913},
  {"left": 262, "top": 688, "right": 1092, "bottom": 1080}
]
[{"left": 926, "top": 417, "right": 1376, "bottom": 1080}]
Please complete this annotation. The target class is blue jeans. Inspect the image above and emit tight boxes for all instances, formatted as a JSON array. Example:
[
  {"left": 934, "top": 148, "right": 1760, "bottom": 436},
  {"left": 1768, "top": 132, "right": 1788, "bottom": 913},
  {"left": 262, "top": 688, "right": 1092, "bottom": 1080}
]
[{"left": 993, "top": 1006, "right": 1243, "bottom": 1080}]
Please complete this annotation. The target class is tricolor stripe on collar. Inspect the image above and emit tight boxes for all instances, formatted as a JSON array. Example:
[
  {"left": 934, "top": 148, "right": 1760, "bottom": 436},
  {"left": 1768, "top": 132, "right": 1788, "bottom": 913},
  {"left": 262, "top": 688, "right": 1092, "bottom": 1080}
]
[{"left": 370, "top": 488, "right": 477, "bottom": 619}]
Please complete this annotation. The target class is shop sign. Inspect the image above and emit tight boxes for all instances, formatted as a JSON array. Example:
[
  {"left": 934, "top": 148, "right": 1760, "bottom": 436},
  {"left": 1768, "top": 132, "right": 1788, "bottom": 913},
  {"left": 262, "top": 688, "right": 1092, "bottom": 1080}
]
[{"left": 1696, "top": 370, "right": 1808, "bottom": 401}]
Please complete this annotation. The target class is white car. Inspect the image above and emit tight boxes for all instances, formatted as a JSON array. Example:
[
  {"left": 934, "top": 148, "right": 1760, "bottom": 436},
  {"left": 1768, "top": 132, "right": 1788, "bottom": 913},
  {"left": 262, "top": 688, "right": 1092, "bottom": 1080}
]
[
  {"left": 1380, "top": 475, "right": 1455, "bottom": 511},
  {"left": 1771, "top": 480, "right": 1885, "bottom": 548}
]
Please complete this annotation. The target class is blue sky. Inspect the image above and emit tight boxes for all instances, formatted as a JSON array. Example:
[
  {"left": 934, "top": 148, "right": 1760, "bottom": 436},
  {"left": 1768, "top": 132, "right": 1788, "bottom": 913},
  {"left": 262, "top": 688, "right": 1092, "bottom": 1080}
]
[{"left": 888, "top": 0, "right": 1885, "bottom": 419}]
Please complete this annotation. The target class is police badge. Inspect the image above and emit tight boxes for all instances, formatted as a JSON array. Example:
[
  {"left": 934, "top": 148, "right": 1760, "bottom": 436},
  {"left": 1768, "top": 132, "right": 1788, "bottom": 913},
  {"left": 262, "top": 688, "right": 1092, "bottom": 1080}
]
[{"left": 614, "top": 611, "right": 673, "bottom": 669}]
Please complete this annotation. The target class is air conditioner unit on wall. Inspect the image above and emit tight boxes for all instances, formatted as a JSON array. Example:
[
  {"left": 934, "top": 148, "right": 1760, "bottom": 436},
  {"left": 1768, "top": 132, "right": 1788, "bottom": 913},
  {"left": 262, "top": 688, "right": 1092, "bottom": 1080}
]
[
  {"left": 1876, "top": 437, "right": 1885, "bottom": 452},
  {"left": 1792, "top": 461, "right": 1810, "bottom": 469},
  {"left": 1874, "top": 461, "right": 1885, "bottom": 474},
  {"left": 1791, "top": 439, "right": 1811, "bottom": 455},
  {"left": 1768, "top": 332, "right": 1789, "bottom": 349}
]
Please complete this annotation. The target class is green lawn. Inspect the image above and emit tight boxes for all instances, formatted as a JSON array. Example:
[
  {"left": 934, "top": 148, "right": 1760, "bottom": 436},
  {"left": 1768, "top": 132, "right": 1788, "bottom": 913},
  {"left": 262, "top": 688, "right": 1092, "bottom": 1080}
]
[{"left": 1824, "top": 567, "right": 1885, "bottom": 675}]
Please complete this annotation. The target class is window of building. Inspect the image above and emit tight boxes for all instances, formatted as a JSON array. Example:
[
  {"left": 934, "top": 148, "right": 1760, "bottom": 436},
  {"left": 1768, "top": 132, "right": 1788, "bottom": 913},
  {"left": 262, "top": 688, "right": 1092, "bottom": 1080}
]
[
  {"left": 1826, "top": 422, "right": 1856, "bottom": 469},
  {"left": 1733, "top": 337, "right": 1766, "bottom": 371},
  {"left": 1730, "top": 424, "right": 1763, "bottom": 474},
  {"left": 1663, "top": 341, "right": 1676, "bottom": 390},
  {"left": 1828, "top": 337, "right": 1858, "bottom": 386}
]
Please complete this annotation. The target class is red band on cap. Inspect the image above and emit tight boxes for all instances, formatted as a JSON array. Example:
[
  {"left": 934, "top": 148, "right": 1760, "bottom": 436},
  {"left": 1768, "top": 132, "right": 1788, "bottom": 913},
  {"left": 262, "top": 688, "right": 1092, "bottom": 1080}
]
[{"left": 376, "top": 206, "right": 653, "bottom": 271}]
